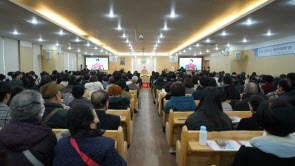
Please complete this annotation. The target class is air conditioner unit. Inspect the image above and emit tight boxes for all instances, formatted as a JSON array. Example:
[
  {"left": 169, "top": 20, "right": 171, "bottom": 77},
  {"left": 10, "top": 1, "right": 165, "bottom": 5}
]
[
  {"left": 234, "top": 51, "right": 241, "bottom": 60},
  {"left": 45, "top": 51, "right": 51, "bottom": 59}
]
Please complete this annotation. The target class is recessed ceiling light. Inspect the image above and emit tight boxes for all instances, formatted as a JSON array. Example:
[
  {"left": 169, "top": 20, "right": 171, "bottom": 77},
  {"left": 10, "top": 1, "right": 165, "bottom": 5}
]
[
  {"left": 108, "top": 11, "right": 115, "bottom": 18},
  {"left": 245, "top": 19, "right": 253, "bottom": 25},
  {"left": 227, "top": 43, "right": 231, "bottom": 47},
  {"left": 206, "top": 38, "right": 210, "bottom": 43},
  {"left": 28, "top": 18, "right": 39, "bottom": 24},
  {"left": 12, "top": 30, "right": 19, "bottom": 35},
  {"left": 221, "top": 31, "right": 227, "bottom": 36},
  {"left": 160, "top": 33, "right": 164, "bottom": 38},
  {"left": 122, "top": 33, "right": 126, "bottom": 38},
  {"left": 59, "top": 30, "right": 64, "bottom": 35},
  {"left": 77, "top": 49, "right": 80, "bottom": 52},
  {"left": 183, "top": 50, "right": 186, "bottom": 52},
  {"left": 117, "top": 25, "right": 122, "bottom": 30},
  {"left": 126, "top": 39, "right": 128, "bottom": 43},
  {"left": 105, "top": 51, "right": 108, "bottom": 53},
  {"left": 128, "top": 43, "right": 131, "bottom": 47},
  {"left": 68, "top": 46, "right": 71, "bottom": 49},
  {"left": 242, "top": 38, "right": 248, "bottom": 42},
  {"left": 206, "top": 49, "right": 210, "bottom": 53},
  {"left": 266, "top": 31, "right": 272, "bottom": 36},
  {"left": 100, "top": 49, "right": 103, "bottom": 52},
  {"left": 200, "top": 51, "right": 202, "bottom": 54},
  {"left": 56, "top": 43, "right": 59, "bottom": 46},
  {"left": 75, "top": 38, "right": 80, "bottom": 42},
  {"left": 95, "top": 47, "right": 98, "bottom": 50},
  {"left": 85, "top": 51, "right": 87, "bottom": 54},
  {"left": 194, "top": 53, "right": 196, "bottom": 56},
  {"left": 38, "top": 38, "right": 43, "bottom": 42},
  {"left": 109, "top": 53, "right": 111, "bottom": 55},
  {"left": 87, "top": 43, "right": 90, "bottom": 46},
  {"left": 163, "top": 25, "right": 168, "bottom": 31},
  {"left": 179, "top": 52, "right": 182, "bottom": 54},
  {"left": 157, "top": 39, "right": 160, "bottom": 43},
  {"left": 196, "top": 43, "right": 200, "bottom": 47},
  {"left": 189, "top": 47, "right": 192, "bottom": 50},
  {"left": 215, "top": 47, "right": 219, "bottom": 50},
  {"left": 169, "top": 11, "right": 176, "bottom": 18}
]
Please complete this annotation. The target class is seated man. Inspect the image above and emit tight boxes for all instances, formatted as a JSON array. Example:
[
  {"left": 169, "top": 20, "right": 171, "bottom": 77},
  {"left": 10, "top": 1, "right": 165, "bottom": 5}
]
[
  {"left": 236, "top": 95, "right": 265, "bottom": 130},
  {"left": 234, "top": 82, "right": 258, "bottom": 111},
  {"left": 0, "top": 82, "right": 11, "bottom": 127},
  {"left": 192, "top": 76, "right": 209, "bottom": 100},
  {"left": 91, "top": 90, "right": 121, "bottom": 130},
  {"left": 68, "top": 85, "right": 91, "bottom": 107},
  {"left": 40, "top": 82, "right": 69, "bottom": 128},
  {"left": 127, "top": 76, "right": 140, "bottom": 97},
  {"left": 164, "top": 82, "right": 197, "bottom": 114}
]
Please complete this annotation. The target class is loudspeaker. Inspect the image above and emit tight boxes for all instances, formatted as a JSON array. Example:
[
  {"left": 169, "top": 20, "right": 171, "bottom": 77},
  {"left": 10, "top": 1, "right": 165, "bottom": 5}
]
[
  {"left": 45, "top": 51, "right": 51, "bottom": 59},
  {"left": 234, "top": 51, "right": 241, "bottom": 60}
]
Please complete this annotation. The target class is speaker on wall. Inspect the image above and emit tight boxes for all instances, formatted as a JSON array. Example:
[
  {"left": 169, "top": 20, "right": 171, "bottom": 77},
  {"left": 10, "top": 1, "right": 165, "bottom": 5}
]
[
  {"left": 45, "top": 51, "right": 52, "bottom": 59},
  {"left": 234, "top": 51, "right": 241, "bottom": 60}
]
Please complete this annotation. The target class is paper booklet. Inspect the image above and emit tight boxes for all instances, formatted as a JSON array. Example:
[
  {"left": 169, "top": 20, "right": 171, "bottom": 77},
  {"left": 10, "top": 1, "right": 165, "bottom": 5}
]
[
  {"left": 207, "top": 140, "right": 252, "bottom": 151},
  {"left": 231, "top": 117, "right": 241, "bottom": 123}
]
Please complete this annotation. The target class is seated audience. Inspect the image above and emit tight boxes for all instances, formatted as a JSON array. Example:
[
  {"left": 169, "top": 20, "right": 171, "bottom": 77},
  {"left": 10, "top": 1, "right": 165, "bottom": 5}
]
[
  {"left": 60, "top": 74, "right": 69, "bottom": 87},
  {"left": 53, "top": 103, "right": 127, "bottom": 166},
  {"left": 185, "top": 87, "right": 232, "bottom": 131},
  {"left": 8, "top": 72, "right": 23, "bottom": 87},
  {"left": 23, "top": 76, "right": 38, "bottom": 90},
  {"left": 106, "top": 76, "right": 116, "bottom": 90},
  {"left": 234, "top": 82, "right": 258, "bottom": 111},
  {"left": 222, "top": 75, "right": 240, "bottom": 100},
  {"left": 7, "top": 86, "right": 24, "bottom": 106},
  {"left": 39, "top": 75, "right": 51, "bottom": 87},
  {"left": 192, "top": 76, "right": 209, "bottom": 100},
  {"left": 277, "top": 79, "right": 293, "bottom": 100},
  {"left": 0, "top": 74, "right": 5, "bottom": 82},
  {"left": 261, "top": 75, "right": 274, "bottom": 95},
  {"left": 232, "top": 100, "right": 295, "bottom": 166},
  {"left": 127, "top": 76, "right": 140, "bottom": 97},
  {"left": 154, "top": 77, "right": 165, "bottom": 97},
  {"left": 68, "top": 85, "right": 91, "bottom": 107},
  {"left": 61, "top": 75, "right": 77, "bottom": 104},
  {"left": 91, "top": 90, "right": 121, "bottom": 130},
  {"left": 85, "top": 75, "right": 104, "bottom": 94},
  {"left": 103, "top": 76, "right": 109, "bottom": 87},
  {"left": 236, "top": 95, "right": 265, "bottom": 130},
  {"left": 0, "top": 82, "right": 11, "bottom": 127},
  {"left": 0, "top": 90, "right": 57, "bottom": 166},
  {"left": 40, "top": 83, "right": 69, "bottom": 128},
  {"left": 164, "top": 82, "right": 197, "bottom": 114},
  {"left": 217, "top": 87, "right": 233, "bottom": 111},
  {"left": 183, "top": 77, "right": 195, "bottom": 94},
  {"left": 117, "top": 79, "right": 132, "bottom": 100},
  {"left": 208, "top": 77, "right": 217, "bottom": 87}
]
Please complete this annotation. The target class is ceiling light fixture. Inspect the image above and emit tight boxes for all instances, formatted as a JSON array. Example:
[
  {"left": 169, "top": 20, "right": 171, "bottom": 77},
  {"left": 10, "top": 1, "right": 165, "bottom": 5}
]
[
  {"left": 56, "top": 43, "right": 59, "bottom": 46},
  {"left": 59, "top": 30, "right": 64, "bottom": 35},
  {"left": 126, "top": 39, "right": 129, "bottom": 43},
  {"left": 189, "top": 47, "right": 192, "bottom": 50},
  {"left": 85, "top": 51, "right": 87, "bottom": 54},
  {"left": 91, "top": 53, "right": 93, "bottom": 55},
  {"left": 108, "top": 10, "right": 115, "bottom": 18},
  {"left": 206, "top": 38, "right": 210, "bottom": 43},
  {"left": 117, "top": 24, "right": 122, "bottom": 30},
  {"left": 122, "top": 33, "right": 126, "bottom": 38},
  {"left": 215, "top": 47, "right": 219, "bottom": 50},
  {"left": 68, "top": 46, "right": 71, "bottom": 49},
  {"left": 227, "top": 43, "right": 231, "bottom": 47},
  {"left": 245, "top": 19, "right": 253, "bottom": 25},
  {"left": 38, "top": 37, "right": 43, "bottom": 42},
  {"left": 78, "top": 49, "right": 80, "bottom": 52},
  {"left": 221, "top": 31, "right": 227, "bottom": 36},
  {"left": 266, "top": 31, "right": 272, "bottom": 36},
  {"left": 100, "top": 49, "right": 103, "bottom": 52},
  {"left": 194, "top": 53, "right": 197, "bottom": 56},
  {"left": 183, "top": 50, "right": 186, "bottom": 52},
  {"left": 28, "top": 18, "right": 39, "bottom": 24},
  {"left": 169, "top": 11, "right": 176, "bottom": 18},
  {"left": 75, "top": 38, "right": 80, "bottom": 42},
  {"left": 163, "top": 24, "right": 168, "bottom": 31},
  {"left": 95, "top": 47, "right": 98, "bottom": 50},
  {"left": 196, "top": 43, "right": 200, "bottom": 47},
  {"left": 206, "top": 49, "right": 210, "bottom": 52},
  {"left": 160, "top": 33, "right": 164, "bottom": 38},
  {"left": 157, "top": 39, "right": 160, "bottom": 43},
  {"left": 200, "top": 51, "right": 202, "bottom": 54},
  {"left": 242, "top": 38, "right": 248, "bottom": 42},
  {"left": 12, "top": 30, "right": 19, "bottom": 35}
]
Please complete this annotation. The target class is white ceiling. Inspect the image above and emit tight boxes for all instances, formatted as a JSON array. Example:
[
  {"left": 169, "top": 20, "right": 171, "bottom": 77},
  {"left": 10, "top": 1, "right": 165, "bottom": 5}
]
[{"left": 0, "top": 0, "right": 294, "bottom": 56}]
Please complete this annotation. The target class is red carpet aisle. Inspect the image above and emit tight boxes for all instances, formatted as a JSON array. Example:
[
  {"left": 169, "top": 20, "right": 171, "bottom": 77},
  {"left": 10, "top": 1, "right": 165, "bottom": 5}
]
[{"left": 127, "top": 88, "right": 177, "bottom": 166}]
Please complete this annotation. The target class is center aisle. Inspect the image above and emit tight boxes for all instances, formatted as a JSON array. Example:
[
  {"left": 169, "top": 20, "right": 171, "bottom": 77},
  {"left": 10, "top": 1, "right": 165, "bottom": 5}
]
[{"left": 127, "top": 88, "right": 177, "bottom": 166}]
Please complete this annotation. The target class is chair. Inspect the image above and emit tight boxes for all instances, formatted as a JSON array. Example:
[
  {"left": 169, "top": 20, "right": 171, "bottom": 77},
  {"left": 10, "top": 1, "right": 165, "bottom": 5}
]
[
  {"left": 158, "top": 93, "right": 166, "bottom": 116},
  {"left": 131, "top": 92, "right": 138, "bottom": 110},
  {"left": 130, "top": 98, "right": 135, "bottom": 121},
  {"left": 107, "top": 108, "right": 133, "bottom": 145},
  {"left": 155, "top": 89, "right": 161, "bottom": 109},
  {"left": 176, "top": 126, "right": 263, "bottom": 166}
]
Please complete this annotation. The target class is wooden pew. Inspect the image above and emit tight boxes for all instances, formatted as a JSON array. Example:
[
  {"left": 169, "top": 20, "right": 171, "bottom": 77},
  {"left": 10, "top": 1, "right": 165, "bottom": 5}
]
[
  {"left": 176, "top": 126, "right": 263, "bottom": 166},
  {"left": 166, "top": 111, "right": 253, "bottom": 148},
  {"left": 130, "top": 90, "right": 138, "bottom": 110},
  {"left": 158, "top": 93, "right": 166, "bottom": 116},
  {"left": 84, "top": 92, "right": 90, "bottom": 99},
  {"left": 185, "top": 94, "right": 192, "bottom": 96},
  {"left": 155, "top": 89, "right": 161, "bottom": 109},
  {"left": 107, "top": 108, "right": 133, "bottom": 145},
  {"left": 130, "top": 98, "right": 135, "bottom": 121},
  {"left": 52, "top": 127, "right": 128, "bottom": 161}
]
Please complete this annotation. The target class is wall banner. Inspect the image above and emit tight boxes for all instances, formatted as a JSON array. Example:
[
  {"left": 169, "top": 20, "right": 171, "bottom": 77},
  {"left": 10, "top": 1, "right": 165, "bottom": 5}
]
[{"left": 253, "top": 41, "right": 295, "bottom": 58}]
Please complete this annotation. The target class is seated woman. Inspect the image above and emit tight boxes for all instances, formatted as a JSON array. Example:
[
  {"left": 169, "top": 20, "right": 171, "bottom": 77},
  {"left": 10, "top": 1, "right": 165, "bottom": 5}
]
[
  {"left": 0, "top": 90, "right": 57, "bottom": 166},
  {"left": 117, "top": 79, "right": 132, "bottom": 100},
  {"left": 164, "top": 82, "right": 197, "bottom": 114},
  {"left": 185, "top": 87, "right": 232, "bottom": 131},
  {"left": 84, "top": 75, "right": 104, "bottom": 95},
  {"left": 107, "top": 85, "right": 133, "bottom": 117},
  {"left": 232, "top": 100, "right": 295, "bottom": 166},
  {"left": 183, "top": 77, "right": 195, "bottom": 94},
  {"left": 217, "top": 87, "right": 233, "bottom": 111},
  {"left": 54, "top": 103, "right": 127, "bottom": 166},
  {"left": 236, "top": 95, "right": 265, "bottom": 130},
  {"left": 222, "top": 75, "right": 240, "bottom": 100}
]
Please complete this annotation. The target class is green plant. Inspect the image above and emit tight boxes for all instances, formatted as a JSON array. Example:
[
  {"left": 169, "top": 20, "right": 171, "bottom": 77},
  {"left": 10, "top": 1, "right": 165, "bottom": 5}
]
[{"left": 163, "top": 68, "right": 169, "bottom": 72}]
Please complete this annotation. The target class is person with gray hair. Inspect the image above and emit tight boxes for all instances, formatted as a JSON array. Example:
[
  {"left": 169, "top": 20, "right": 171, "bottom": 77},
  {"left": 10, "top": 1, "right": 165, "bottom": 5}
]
[
  {"left": 234, "top": 82, "right": 259, "bottom": 111},
  {"left": 0, "top": 90, "right": 57, "bottom": 166},
  {"left": 127, "top": 76, "right": 140, "bottom": 97}
]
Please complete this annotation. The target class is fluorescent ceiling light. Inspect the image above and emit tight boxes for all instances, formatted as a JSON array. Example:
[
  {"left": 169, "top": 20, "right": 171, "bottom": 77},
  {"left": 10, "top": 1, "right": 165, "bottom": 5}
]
[
  {"left": 87, "top": 43, "right": 90, "bottom": 46},
  {"left": 206, "top": 49, "right": 210, "bottom": 52},
  {"left": 157, "top": 39, "right": 160, "bottom": 43},
  {"left": 117, "top": 25, "right": 121, "bottom": 30},
  {"left": 206, "top": 38, "right": 210, "bottom": 43},
  {"left": 126, "top": 39, "right": 128, "bottom": 43},
  {"left": 196, "top": 43, "right": 200, "bottom": 47},
  {"left": 122, "top": 33, "right": 126, "bottom": 38},
  {"left": 77, "top": 49, "right": 80, "bottom": 52},
  {"left": 170, "top": 11, "right": 176, "bottom": 18},
  {"left": 163, "top": 25, "right": 168, "bottom": 31}
]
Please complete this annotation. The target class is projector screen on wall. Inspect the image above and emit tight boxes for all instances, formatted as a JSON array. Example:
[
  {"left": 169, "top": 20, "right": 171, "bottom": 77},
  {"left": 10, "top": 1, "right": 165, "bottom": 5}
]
[
  {"left": 179, "top": 58, "right": 202, "bottom": 70},
  {"left": 85, "top": 57, "right": 109, "bottom": 70}
]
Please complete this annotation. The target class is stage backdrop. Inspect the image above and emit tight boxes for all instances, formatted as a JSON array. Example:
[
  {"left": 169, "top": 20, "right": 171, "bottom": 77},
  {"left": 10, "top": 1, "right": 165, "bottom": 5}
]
[{"left": 133, "top": 56, "right": 154, "bottom": 74}]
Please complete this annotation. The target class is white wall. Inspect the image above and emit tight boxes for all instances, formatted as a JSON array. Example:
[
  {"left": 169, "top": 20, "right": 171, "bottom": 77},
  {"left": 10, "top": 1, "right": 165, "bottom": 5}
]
[
  {"left": 33, "top": 44, "right": 42, "bottom": 76},
  {"left": 0, "top": 37, "right": 19, "bottom": 74}
]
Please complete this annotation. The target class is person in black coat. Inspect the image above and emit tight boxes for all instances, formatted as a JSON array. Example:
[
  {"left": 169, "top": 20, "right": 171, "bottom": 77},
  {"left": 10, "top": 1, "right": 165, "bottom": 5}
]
[
  {"left": 91, "top": 90, "right": 121, "bottom": 130},
  {"left": 232, "top": 100, "right": 295, "bottom": 166},
  {"left": 222, "top": 75, "right": 240, "bottom": 100},
  {"left": 236, "top": 95, "right": 265, "bottom": 130},
  {"left": 234, "top": 82, "right": 258, "bottom": 111},
  {"left": 192, "top": 76, "right": 209, "bottom": 100},
  {"left": 0, "top": 90, "right": 57, "bottom": 166}
]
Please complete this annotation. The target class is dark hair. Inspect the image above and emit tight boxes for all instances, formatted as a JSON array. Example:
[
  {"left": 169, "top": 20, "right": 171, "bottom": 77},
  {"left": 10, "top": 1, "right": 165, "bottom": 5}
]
[
  {"left": 40, "top": 75, "right": 51, "bottom": 87},
  {"left": 62, "top": 74, "right": 69, "bottom": 81},
  {"left": 278, "top": 79, "right": 293, "bottom": 92},
  {"left": 117, "top": 79, "right": 127, "bottom": 90},
  {"left": 248, "top": 94, "right": 266, "bottom": 112},
  {"left": 287, "top": 72, "right": 295, "bottom": 89},
  {"left": 50, "top": 75, "right": 57, "bottom": 81},
  {"left": 279, "top": 74, "right": 287, "bottom": 79},
  {"left": 113, "top": 71, "right": 122, "bottom": 82},
  {"left": 67, "top": 103, "right": 104, "bottom": 138},
  {"left": 91, "top": 90, "right": 109, "bottom": 109},
  {"left": 52, "top": 70, "right": 58, "bottom": 75},
  {"left": 265, "top": 75, "right": 274, "bottom": 83},
  {"left": 22, "top": 76, "right": 35, "bottom": 88},
  {"left": 72, "top": 85, "right": 85, "bottom": 98},
  {"left": 199, "top": 76, "right": 209, "bottom": 87},
  {"left": 197, "top": 87, "right": 230, "bottom": 131},
  {"left": 183, "top": 78, "right": 194, "bottom": 88},
  {"left": 76, "top": 76, "right": 82, "bottom": 83},
  {"left": 68, "top": 75, "right": 77, "bottom": 85},
  {"left": 0, "top": 82, "right": 11, "bottom": 102},
  {"left": 11, "top": 72, "right": 20, "bottom": 79},
  {"left": 164, "top": 82, "right": 172, "bottom": 93},
  {"left": 217, "top": 87, "right": 226, "bottom": 102},
  {"left": 171, "top": 82, "right": 185, "bottom": 96},
  {"left": 208, "top": 77, "right": 217, "bottom": 87},
  {"left": 109, "top": 77, "right": 116, "bottom": 84},
  {"left": 192, "top": 75, "right": 198, "bottom": 85},
  {"left": 84, "top": 74, "right": 90, "bottom": 81},
  {"left": 171, "top": 73, "right": 176, "bottom": 79},
  {"left": 0, "top": 74, "right": 6, "bottom": 81},
  {"left": 223, "top": 75, "right": 239, "bottom": 99},
  {"left": 103, "top": 76, "right": 108, "bottom": 82},
  {"left": 96, "top": 59, "right": 100, "bottom": 61},
  {"left": 256, "top": 100, "right": 295, "bottom": 137},
  {"left": 89, "top": 76, "right": 98, "bottom": 82},
  {"left": 9, "top": 86, "right": 24, "bottom": 101},
  {"left": 190, "top": 59, "right": 193, "bottom": 62}
]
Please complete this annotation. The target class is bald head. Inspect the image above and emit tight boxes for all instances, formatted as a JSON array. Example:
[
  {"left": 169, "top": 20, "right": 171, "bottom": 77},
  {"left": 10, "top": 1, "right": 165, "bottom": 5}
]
[
  {"left": 245, "top": 82, "right": 258, "bottom": 95},
  {"left": 91, "top": 90, "right": 109, "bottom": 110}
]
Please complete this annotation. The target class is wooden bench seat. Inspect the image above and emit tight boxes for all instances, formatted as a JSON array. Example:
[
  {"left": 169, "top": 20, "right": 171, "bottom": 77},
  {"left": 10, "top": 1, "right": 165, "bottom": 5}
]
[
  {"left": 176, "top": 126, "right": 263, "bottom": 166},
  {"left": 52, "top": 126, "right": 128, "bottom": 161},
  {"left": 158, "top": 93, "right": 166, "bottom": 116}
]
